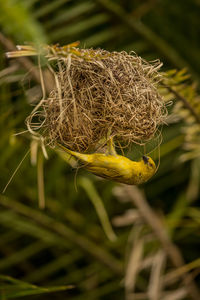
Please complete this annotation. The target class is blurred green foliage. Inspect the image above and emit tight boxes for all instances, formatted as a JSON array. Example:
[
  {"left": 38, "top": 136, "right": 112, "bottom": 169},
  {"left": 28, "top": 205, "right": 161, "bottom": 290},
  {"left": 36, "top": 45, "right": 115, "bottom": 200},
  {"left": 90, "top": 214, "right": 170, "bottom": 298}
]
[{"left": 0, "top": 0, "right": 200, "bottom": 299}]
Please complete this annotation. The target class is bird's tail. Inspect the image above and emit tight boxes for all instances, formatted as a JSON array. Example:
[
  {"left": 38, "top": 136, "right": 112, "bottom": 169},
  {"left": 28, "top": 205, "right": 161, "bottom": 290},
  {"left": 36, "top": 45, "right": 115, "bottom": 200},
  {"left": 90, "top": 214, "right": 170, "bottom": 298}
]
[{"left": 57, "top": 143, "right": 92, "bottom": 164}]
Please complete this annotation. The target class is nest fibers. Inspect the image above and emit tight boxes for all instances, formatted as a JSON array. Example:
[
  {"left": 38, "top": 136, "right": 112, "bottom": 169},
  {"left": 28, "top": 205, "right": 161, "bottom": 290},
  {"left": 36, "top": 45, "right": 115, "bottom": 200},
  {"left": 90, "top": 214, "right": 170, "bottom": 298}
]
[{"left": 26, "top": 46, "right": 167, "bottom": 152}]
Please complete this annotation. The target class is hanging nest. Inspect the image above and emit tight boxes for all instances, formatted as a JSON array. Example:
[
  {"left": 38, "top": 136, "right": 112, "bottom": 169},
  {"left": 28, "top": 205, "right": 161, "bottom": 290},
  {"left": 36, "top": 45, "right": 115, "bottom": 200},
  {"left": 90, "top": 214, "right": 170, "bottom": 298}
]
[{"left": 25, "top": 44, "right": 167, "bottom": 152}]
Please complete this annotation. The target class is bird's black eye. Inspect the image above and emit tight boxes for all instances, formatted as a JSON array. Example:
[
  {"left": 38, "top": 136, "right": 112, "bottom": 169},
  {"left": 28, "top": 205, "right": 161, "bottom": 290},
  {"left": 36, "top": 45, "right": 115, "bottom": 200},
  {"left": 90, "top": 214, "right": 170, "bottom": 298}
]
[{"left": 142, "top": 155, "right": 149, "bottom": 164}]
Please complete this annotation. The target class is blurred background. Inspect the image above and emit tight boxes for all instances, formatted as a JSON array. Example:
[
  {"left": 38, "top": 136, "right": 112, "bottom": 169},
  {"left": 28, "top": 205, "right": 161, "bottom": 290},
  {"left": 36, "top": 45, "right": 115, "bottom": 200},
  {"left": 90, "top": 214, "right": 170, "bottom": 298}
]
[{"left": 0, "top": 0, "right": 200, "bottom": 299}]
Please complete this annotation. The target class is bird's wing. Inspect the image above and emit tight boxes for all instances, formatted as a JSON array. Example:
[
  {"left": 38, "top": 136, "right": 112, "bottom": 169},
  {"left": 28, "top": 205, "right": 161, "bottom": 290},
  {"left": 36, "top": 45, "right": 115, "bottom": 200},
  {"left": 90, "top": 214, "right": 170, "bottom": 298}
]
[{"left": 85, "top": 165, "right": 127, "bottom": 182}]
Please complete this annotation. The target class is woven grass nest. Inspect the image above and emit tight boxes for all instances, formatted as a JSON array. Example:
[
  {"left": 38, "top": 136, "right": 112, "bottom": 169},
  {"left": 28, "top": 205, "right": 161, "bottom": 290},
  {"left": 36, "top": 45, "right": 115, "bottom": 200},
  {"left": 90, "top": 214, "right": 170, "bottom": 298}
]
[{"left": 26, "top": 45, "right": 167, "bottom": 152}]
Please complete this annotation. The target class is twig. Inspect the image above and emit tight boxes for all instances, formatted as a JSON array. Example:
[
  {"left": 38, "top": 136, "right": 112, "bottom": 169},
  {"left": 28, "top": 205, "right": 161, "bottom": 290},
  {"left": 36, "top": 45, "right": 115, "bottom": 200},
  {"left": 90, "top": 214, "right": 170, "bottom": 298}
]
[
  {"left": 125, "top": 235, "right": 143, "bottom": 293},
  {"left": 148, "top": 250, "right": 166, "bottom": 300},
  {"left": 122, "top": 185, "right": 200, "bottom": 300}
]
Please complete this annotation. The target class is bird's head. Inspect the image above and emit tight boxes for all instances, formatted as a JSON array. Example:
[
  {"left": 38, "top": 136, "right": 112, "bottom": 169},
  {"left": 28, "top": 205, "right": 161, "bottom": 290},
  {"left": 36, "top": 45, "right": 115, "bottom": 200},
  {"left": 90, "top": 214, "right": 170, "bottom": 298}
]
[
  {"left": 129, "top": 155, "right": 156, "bottom": 185},
  {"left": 139, "top": 155, "right": 156, "bottom": 182},
  {"left": 142, "top": 155, "right": 156, "bottom": 176}
]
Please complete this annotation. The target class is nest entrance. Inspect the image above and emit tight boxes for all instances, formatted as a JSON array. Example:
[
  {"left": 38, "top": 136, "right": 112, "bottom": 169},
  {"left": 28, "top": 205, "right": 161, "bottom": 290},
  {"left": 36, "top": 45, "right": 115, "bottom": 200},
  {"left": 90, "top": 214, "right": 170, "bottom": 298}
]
[{"left": 27, "top": 47, "right": 167, "bottom": 152}]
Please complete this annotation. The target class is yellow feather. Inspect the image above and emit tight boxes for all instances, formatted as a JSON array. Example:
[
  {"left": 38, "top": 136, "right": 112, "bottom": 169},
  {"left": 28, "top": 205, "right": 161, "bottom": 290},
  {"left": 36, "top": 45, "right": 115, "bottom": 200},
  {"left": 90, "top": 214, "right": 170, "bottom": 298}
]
[{"left": 57, "top": 144, "right": 156, "bottom": 185}]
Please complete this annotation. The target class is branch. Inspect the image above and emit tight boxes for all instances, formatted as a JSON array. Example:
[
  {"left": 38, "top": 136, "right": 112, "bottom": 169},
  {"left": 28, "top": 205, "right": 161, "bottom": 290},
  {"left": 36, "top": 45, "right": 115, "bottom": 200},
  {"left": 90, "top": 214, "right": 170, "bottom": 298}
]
[{"left": 121, "top": 185, "right": 200, "bottom": 300}]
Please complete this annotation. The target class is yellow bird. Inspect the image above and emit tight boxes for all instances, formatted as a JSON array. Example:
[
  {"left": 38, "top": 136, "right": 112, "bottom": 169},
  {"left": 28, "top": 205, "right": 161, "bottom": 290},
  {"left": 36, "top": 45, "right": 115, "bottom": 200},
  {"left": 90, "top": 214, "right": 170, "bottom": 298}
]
[{"left": 57, "top": 139, "right": 156, "bottom": 185}]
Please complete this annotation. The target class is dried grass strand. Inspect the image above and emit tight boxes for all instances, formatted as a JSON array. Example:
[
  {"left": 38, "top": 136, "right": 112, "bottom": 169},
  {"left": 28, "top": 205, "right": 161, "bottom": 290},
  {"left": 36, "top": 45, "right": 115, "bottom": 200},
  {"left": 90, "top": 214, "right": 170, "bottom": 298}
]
[{"left": 26, "top": 47, "right": 167, "bottom": 152}]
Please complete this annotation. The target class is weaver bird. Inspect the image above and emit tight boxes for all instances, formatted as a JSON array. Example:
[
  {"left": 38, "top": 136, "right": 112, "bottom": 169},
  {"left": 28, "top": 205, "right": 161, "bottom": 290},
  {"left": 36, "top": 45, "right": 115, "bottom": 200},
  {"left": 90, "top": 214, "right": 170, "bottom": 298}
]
[{"left": 57, "top": 138, "right": 156, "bottom": 185}]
